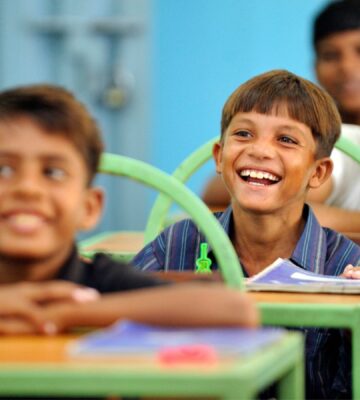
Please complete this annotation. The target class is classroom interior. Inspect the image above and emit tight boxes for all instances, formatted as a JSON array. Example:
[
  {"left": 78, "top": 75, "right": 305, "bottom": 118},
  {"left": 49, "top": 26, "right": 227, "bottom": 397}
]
[{"left": 1, "top": 1, "right": 360, "bottom": 399}]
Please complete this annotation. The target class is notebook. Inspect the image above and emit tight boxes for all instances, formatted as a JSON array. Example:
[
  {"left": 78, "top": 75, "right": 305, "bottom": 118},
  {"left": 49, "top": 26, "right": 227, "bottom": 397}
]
[
  {"left": 69, "top": 320, "right": 284, "bottom": 358},
  {"left": 246, "top": 257, "right": 360, "bottom": 293}
]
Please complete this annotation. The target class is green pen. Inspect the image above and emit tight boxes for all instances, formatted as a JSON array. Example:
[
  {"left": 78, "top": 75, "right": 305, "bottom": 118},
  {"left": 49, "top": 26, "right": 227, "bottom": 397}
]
[{"left": 195, "top": 242, "right": 212, "bottom": 274}]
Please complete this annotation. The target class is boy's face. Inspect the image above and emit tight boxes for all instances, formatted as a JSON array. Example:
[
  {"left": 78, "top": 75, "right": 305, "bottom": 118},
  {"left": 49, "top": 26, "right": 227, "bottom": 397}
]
[
  {"left": 0, "top": 117, "right": 103, "bottom": 262},
  {"left": 316, "top": 29, "right": 360, "bottom": 117},
  {"left": 213, "top": 110, "right": 332, "bottom": 215}
]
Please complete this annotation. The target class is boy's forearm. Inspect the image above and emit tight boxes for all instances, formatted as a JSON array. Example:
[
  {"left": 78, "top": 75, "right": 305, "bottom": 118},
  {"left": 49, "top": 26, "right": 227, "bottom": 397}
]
[
  {"left": 48, "top": 283, "right": 259, "bottom": 331},
  {"left": 309, "top": 202, "right": 360, "bottom": 234}
]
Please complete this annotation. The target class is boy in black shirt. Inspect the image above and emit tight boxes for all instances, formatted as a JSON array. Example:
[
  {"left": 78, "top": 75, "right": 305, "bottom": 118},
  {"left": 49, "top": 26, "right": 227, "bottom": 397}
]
[{"left": 0, "top": 84, "right": 257, "bottom": 334}]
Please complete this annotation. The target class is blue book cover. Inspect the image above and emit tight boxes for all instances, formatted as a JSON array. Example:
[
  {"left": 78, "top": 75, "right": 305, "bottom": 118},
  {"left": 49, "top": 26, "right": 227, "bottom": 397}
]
[
  {"left": 69, "top": 320, "right": 284, "bottom": 357},
  {"left": 247, "top": 257, "right": 360, "bottom": 293}
]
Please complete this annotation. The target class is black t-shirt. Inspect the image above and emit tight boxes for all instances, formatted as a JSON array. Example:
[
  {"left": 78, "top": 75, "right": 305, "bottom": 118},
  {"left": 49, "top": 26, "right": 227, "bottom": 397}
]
[{"left": 56, "top": 247, "right": 165, "bottom": 293}]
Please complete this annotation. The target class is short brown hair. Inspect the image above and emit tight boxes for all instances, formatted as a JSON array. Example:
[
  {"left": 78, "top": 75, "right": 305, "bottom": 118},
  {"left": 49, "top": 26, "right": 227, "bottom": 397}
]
[
  {"left": 0, "top": 84, "right": 103, "bottom": 184},
  {"left": 221, "top": 70, "right": 341, "bottom": 157},
  {"left": 313, "top": 0, "right": 360, "bottom": 50}
]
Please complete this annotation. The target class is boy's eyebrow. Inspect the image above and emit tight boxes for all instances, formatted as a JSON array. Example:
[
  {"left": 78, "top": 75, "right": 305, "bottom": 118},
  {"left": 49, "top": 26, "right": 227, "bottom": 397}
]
[
  {"left": 276, "top": 125, "right": 307, "bottom": 136},
  {"left": 0, "top": 151, "right": 73, "bottom": 163},
  {"left": 231, "top": 118, "right": 307, "bottom": 136}
]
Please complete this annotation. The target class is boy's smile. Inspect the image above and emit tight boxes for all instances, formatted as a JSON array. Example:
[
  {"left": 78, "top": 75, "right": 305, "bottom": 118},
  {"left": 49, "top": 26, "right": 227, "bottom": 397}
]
[
  {"left": 0, "top": 117, "right": 102, "bottom": 278},
  {"left": 214, "top": 111, "right": 332, "bottom": 216},
  {"left": 3, "top": 211, "right": 48, "bottom": 235}
]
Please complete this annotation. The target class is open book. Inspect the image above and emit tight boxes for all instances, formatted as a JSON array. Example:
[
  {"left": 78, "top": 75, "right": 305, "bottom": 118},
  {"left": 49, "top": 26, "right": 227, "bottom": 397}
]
[
  {"left": 246, "top": 258, "right": 360, "bottom": 294},
  {"left": 69, "top": 320, "right": 284, "bottom": 358}
]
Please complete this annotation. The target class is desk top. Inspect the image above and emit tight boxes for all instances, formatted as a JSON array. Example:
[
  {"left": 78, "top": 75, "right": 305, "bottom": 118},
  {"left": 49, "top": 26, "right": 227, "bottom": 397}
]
[
  {"left": 0, "top": 332, "right": 303, "bottom": 398},
  {"left": 248, "top": 291, "right": 360, "bottom": 304},
  {"left": 81, "top": 231, "right": 144, "bottom": 253}
]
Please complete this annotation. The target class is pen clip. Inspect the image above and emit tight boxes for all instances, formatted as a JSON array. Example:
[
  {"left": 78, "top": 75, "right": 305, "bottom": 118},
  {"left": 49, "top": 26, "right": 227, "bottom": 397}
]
[{"left": 195, "top": 242, "right": 212, "bottom": 274}]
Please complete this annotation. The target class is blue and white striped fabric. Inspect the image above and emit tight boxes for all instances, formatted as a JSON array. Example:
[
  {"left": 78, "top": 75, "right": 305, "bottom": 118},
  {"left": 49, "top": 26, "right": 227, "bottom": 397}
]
[{"left": 133, "top": 204, "right": 360, "bottom": 398}]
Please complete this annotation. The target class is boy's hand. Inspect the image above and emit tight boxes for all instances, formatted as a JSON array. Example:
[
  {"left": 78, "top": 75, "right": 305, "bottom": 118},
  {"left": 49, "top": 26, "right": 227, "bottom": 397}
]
[
  {"left": 0, "top": 281, "right": 99, "bottom": 335},
  {"left": 41, "top": 283, "right": 260, "bottom": 333},
  {"left": 340, "top": 265, "right": 360, "bottom": 279}
]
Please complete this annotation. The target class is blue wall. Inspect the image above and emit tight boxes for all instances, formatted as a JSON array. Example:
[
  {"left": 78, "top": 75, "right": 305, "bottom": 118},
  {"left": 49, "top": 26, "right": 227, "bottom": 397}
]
[
  {"left": 151, "top": 0, "right": 329, "bottom": 196},
  {"left": 0, "top": 0, "right": 332, "bottom": 229}
]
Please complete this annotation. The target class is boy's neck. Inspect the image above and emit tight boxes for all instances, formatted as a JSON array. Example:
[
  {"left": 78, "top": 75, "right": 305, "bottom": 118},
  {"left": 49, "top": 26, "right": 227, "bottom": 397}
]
[
  {"left": 231, "top": 206, "right": 305, "bottom": 276},
  {"left": 0, "top": 246, "right": 73, "bottom": 283}
]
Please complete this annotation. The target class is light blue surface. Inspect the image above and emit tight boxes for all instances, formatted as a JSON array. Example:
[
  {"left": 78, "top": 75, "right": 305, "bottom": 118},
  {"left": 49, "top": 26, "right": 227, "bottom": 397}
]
[
  {"left": 0, "top": 0, "right": 329, "bottom": 232},
  {"left": 151, "top": 0, "right": 329, "bottom": 195}
]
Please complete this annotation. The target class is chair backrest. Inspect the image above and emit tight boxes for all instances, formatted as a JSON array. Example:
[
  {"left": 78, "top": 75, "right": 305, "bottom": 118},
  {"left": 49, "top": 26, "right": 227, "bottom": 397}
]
[
  {"left": 144, "top": 135, "right": 360, "bottom": 243},
  {"left": 91, "top": 152, "right": 244, "bottom": 289}
]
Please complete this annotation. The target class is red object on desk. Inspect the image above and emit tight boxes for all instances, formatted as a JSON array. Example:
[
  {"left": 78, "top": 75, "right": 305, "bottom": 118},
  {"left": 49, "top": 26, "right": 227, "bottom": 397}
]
[{"left": 158, "top": 344, "right": 218, "bottom": 365}]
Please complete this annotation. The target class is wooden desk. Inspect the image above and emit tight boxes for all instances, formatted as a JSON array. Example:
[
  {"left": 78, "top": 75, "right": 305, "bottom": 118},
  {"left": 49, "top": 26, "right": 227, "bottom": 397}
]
[
  {"left": 247, "top": 291, "right": 360, "bottom": 399},
  {"left": 0, "top": 332, "right": 303, "bottom": 400},
  {"left": 79, "top": 231, "right": 144, "bottom": 262}
]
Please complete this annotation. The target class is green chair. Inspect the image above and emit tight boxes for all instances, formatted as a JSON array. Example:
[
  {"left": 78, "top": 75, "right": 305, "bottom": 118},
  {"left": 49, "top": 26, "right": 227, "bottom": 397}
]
[{"left": 79, "top": 152, "right": 243, "bottom": 289}]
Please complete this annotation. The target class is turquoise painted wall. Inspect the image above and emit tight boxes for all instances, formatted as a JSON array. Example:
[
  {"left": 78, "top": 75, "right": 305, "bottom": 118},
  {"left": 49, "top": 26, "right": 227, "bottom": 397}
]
[
  {"left": 151, "top": 0, "right": 329, "bottom": 196},
  {"left": 0, "top": 0, "right": 331, "bottom": 230}
]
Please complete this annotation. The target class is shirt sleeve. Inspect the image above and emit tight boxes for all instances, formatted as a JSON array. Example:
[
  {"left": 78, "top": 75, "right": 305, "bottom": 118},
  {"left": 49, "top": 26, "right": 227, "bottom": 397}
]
[
  {"left": 133, "top": 229, "right": 168, "bottom": 271},
  {"left": 90, "top": 254, "right": 166, "bottom": 292}
]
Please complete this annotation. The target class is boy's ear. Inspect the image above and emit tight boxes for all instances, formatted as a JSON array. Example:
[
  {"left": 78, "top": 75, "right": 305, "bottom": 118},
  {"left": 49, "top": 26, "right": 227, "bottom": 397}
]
[
  {"left": 308, "top": 157, "right": 333, "bottom": 189},
  {"left": 78, "top": 187, "right": 104, "bottom": 231},
  {"left": 213, "top": 141, "right": 223, "bottom": 174}
]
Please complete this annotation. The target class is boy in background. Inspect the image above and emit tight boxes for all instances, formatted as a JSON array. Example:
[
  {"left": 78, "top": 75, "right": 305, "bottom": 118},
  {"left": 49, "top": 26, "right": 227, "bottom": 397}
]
[
  {"left": 203, "top": 0, "right": 360, "bottom": 236},
  {"left": 134, "top": 70, "right": 360, "bottom": 399},
  {"left": 306, "top": 0, "right": 360, "bottom": 234},
  {"left": 0, "top": 84, "right": 258, "bottom": 334}
]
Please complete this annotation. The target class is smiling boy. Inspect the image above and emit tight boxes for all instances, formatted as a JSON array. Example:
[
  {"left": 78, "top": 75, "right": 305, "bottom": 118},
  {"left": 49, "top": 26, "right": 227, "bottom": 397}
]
[
  {"left": 0, "top": 84, "right": 258, "bottom": 334},
  {"left": 305, "top": 0, "right": 360, "bottom": 234},
  {"left": 203, "top": 1, "right": 360, "bottom": 237},
  {"left": 134, "top": 70, "right": 360, "bottom": 398}
]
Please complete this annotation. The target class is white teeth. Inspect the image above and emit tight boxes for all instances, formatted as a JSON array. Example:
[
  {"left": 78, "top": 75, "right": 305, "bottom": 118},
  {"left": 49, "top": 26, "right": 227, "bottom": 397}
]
[
  {"left": 250, "top": 170, "right": 257, "bottom": 178},
  {"left": 240, "top": 169, "right": 279, "bottom": 181},
  {"left": 8, "top": 214, "right": 44, "bottom": 228}
]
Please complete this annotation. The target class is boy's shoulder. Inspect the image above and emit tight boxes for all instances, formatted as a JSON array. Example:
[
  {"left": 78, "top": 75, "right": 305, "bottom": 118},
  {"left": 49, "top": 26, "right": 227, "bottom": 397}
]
[
  {"left": 60, "top": 250, "right": 163, "bottom": 293},
  {"left": 322, "top": 227, "right": 360, "bottom": 273},
  {"left": 161, "top": 209, "right": 227, "bottom": 241}
]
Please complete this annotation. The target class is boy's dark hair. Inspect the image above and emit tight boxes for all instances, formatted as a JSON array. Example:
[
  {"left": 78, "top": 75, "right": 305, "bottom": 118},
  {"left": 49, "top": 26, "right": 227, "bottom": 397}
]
[
  {"left": 313, "top": 0, "right": 360, "bottom": 48},
  {"left": 221, "top": 70, "right": 341, "bottom": 158},
  {"left": 0, "top": 84, "right": 103, "bottom": 184}
]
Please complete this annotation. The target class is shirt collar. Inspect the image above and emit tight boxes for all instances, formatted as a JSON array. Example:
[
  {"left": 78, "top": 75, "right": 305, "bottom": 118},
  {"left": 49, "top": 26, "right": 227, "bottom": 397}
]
[
  {"left": 56, "top": 245, "right": 85, "bottom": 282},
  {"left": 202, "top": 206, "right": 233, "bottom": 255},
  {"left": 205, "top": 204, "right": 327, "bottom": 274},
  {"left": 290, "top": 204, "right": 328, "bottom": 273}
]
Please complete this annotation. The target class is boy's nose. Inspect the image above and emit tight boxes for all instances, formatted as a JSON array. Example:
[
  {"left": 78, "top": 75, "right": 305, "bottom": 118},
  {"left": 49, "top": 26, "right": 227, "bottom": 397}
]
[
  {"left": 246, "top": 141, "right": 275, "bottom": 159},
  {"left": 338, "top": 52, "right": 360, "bottom": 76},
  {"left": 13, "top": 172, "right": 45, "bottom": 198}
]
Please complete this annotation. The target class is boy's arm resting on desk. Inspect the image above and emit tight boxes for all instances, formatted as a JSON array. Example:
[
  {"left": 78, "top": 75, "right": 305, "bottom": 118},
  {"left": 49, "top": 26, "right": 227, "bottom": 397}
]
[
  {"left": 307, "top": 177, "right": 360, "bottom": 234},
  {"left": 0, "top": 281, "right": 99, "bottom": 335},
  {"left": 43, "top": 283, "right": 259, "bottom": 332},
  {"left": 308, "top": 202, "right": 360, "bottom": 235}
]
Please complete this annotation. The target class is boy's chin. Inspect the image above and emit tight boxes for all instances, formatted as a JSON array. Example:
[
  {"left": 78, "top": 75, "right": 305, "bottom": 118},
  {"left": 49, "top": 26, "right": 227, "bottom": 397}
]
[
  {"left": 0, "top": 249, "right": 55, "bottom": 263},
  {"left": 0, "top": 242, "right": 70, "bottom": 263}
]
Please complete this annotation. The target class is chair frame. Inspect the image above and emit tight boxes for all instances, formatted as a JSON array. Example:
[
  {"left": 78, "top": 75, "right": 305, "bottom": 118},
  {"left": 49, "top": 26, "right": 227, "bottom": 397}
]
[{"left": 82, "top": 152, "right": 244, "bottom": 289}]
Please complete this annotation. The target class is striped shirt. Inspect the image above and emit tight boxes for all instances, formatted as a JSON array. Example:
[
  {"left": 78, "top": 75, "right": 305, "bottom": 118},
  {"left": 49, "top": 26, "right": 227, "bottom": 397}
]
[{"left": 134, "top": 205, "right": 360, "bottom": 398}]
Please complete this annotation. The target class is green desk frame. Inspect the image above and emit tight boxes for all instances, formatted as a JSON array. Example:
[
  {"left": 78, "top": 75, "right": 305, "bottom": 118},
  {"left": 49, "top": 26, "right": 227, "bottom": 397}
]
[
  {"left": 0, "top": 333, "right": 304, "bottom": 400},
  {"left": 256, "top": 299, "right": 360, "bottom": 399}
]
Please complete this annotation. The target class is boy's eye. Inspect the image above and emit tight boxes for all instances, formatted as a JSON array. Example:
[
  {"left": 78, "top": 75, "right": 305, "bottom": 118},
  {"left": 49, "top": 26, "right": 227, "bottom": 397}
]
[
  {"left": 234, "top": 130, "right": 252, "bottom": 138},
  {"left": 318, "top": 50, "right": 340, "bottom": 63},
  {"left": 0, "top": 165, "right": 14, "bottom": 178},
  {"left": 44, "top": 167, "right": 66, "bottom": 181},
  {"left": 279, "top": 136, "right": 298, "bottom": 145}
]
